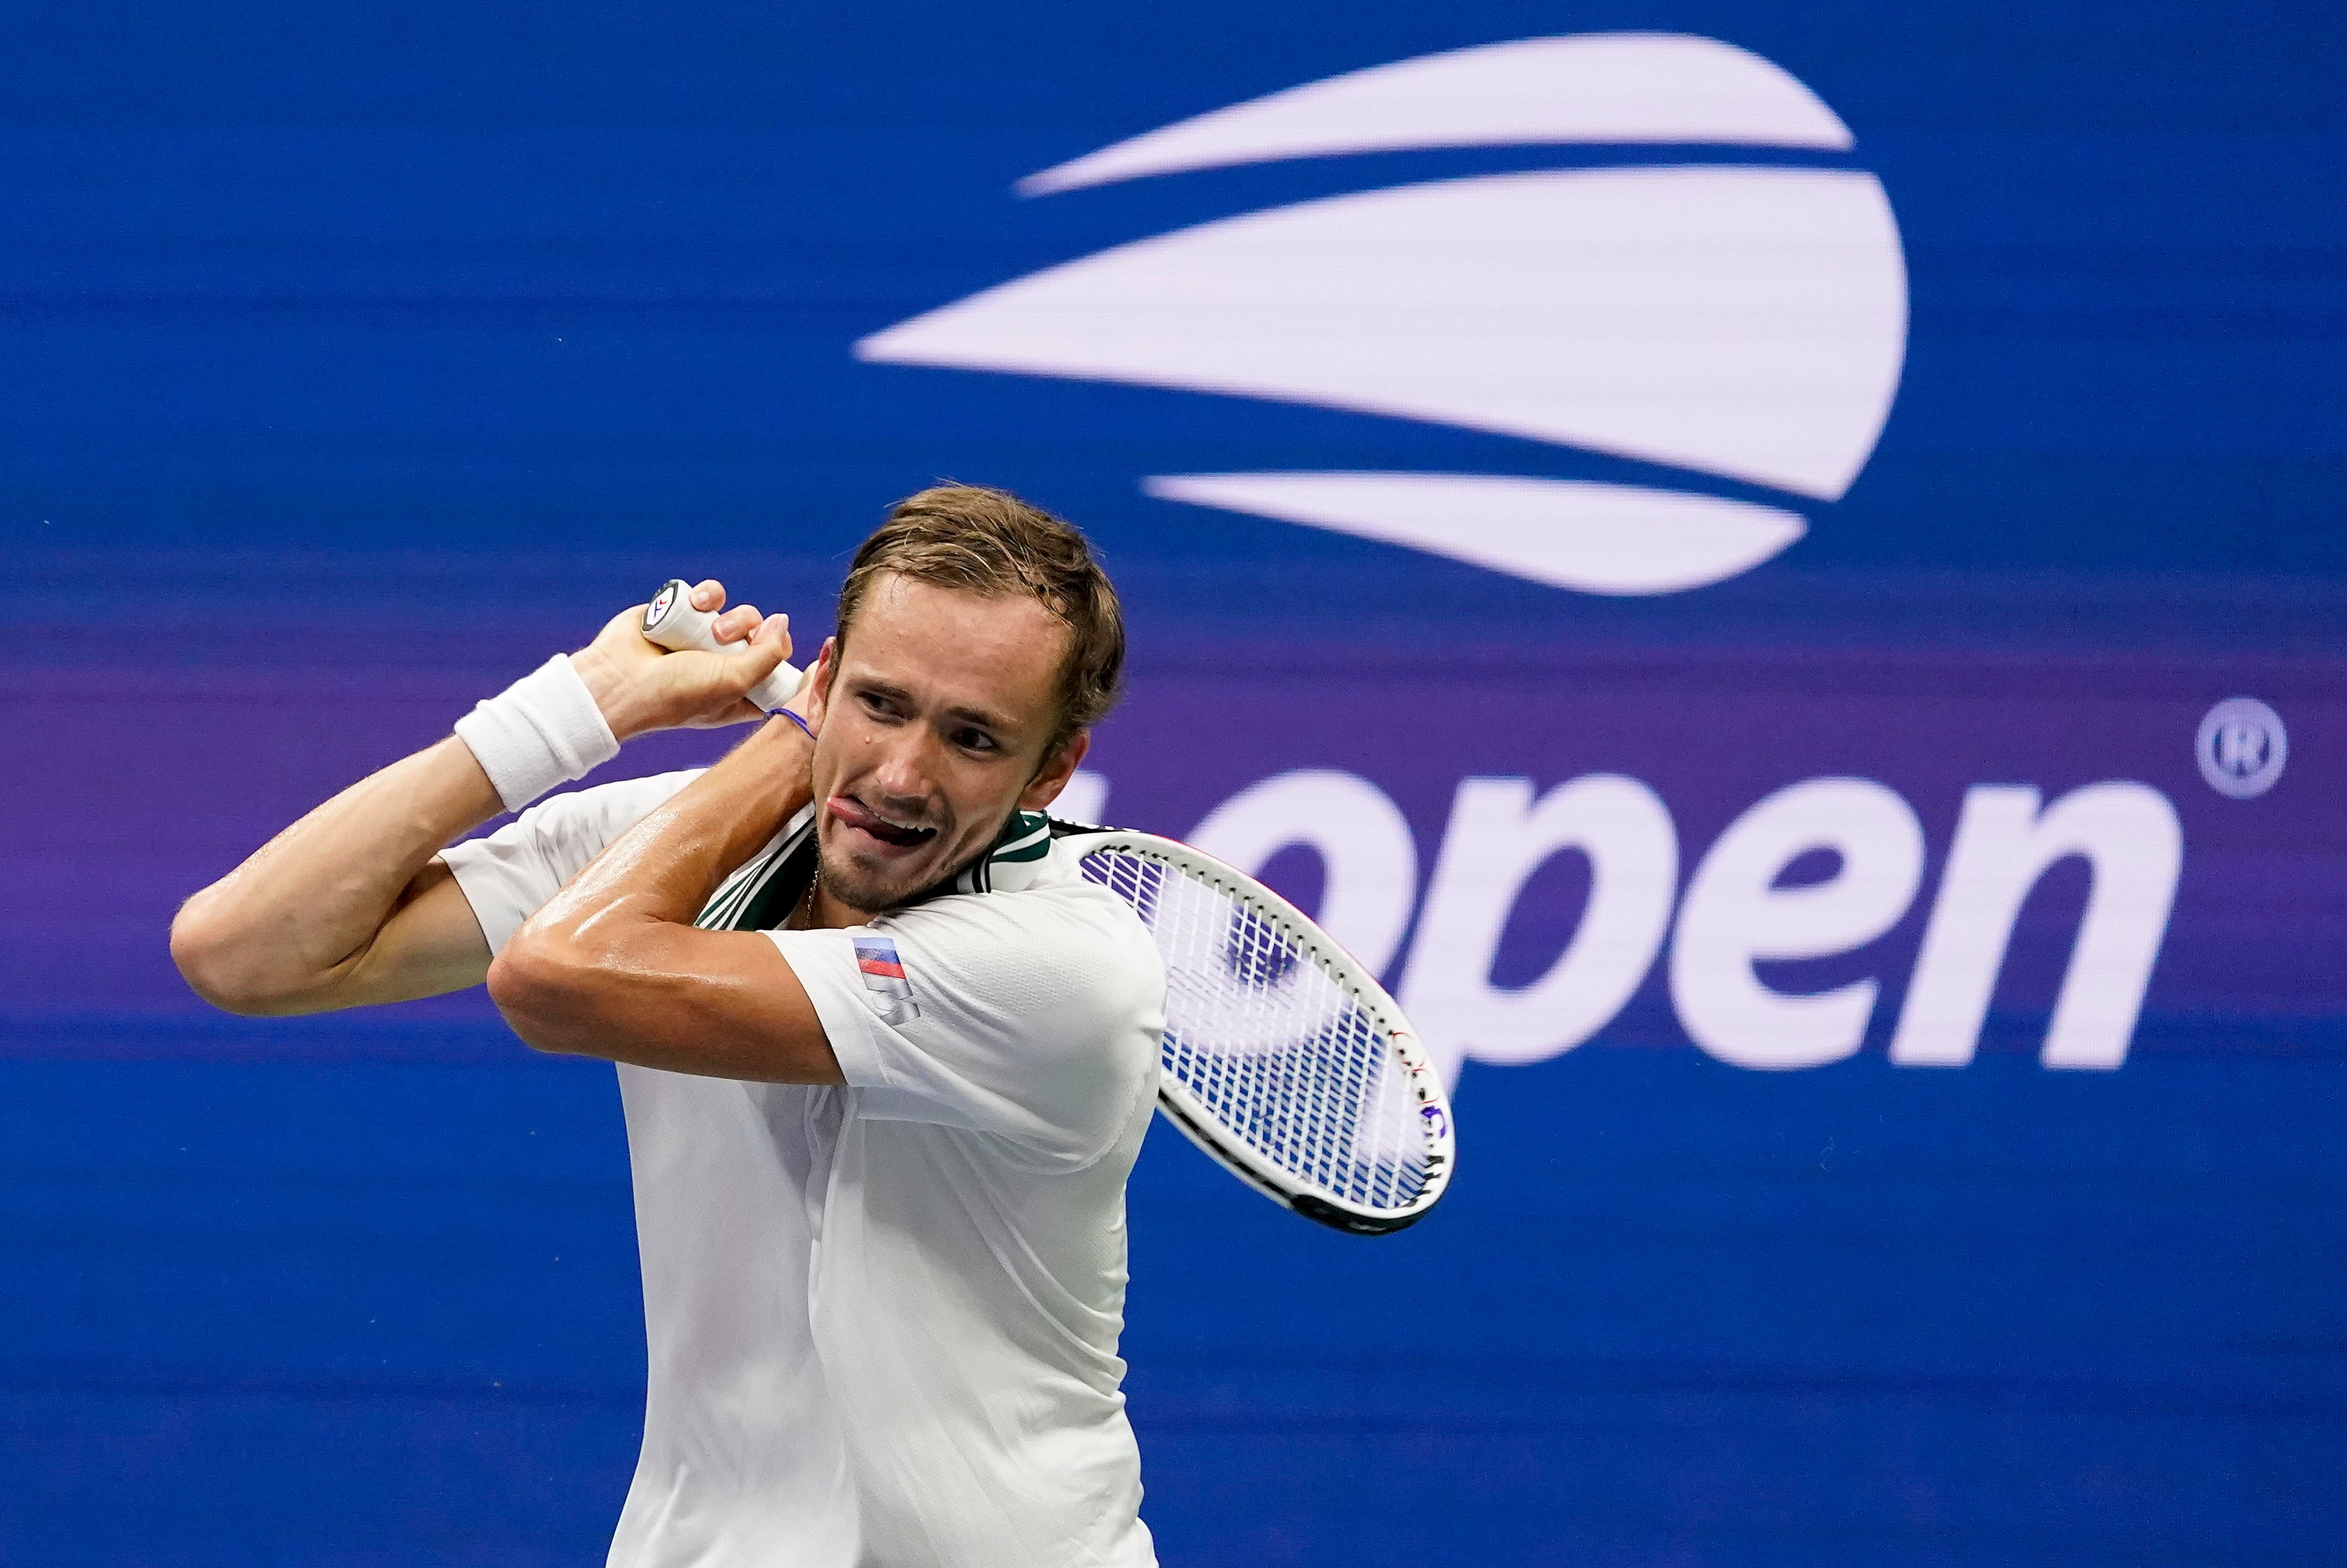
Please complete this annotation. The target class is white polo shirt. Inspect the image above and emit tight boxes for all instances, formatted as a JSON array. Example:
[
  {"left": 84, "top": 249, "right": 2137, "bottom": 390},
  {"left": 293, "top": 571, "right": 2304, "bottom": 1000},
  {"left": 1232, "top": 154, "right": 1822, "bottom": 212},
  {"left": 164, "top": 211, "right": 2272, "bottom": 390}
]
[{"left": 442, "top": 770, "right": 1167, "bottom": 1568}]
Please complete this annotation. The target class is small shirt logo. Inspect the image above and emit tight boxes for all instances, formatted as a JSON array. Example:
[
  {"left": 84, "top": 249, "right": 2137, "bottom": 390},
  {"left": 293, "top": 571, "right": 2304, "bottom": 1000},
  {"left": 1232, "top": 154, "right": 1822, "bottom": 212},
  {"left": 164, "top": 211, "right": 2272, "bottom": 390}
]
[{"left": 854, "top": 935, "right": 921, "bottom": 1024}]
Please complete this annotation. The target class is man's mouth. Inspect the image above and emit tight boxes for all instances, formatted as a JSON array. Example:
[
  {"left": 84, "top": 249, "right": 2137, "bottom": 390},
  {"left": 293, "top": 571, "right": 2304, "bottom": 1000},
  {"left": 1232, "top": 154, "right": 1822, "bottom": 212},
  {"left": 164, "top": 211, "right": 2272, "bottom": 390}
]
[{"left": 827, "top": 794, "right": 939, "bottom": 851}]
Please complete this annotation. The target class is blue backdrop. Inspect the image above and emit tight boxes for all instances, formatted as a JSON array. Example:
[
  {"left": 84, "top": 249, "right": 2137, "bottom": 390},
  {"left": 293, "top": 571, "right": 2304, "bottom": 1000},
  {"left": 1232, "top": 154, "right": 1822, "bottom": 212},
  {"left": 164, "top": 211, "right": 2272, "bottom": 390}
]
[{"left": 3, "top": 3, "right": 2342, "bottom": 1563}]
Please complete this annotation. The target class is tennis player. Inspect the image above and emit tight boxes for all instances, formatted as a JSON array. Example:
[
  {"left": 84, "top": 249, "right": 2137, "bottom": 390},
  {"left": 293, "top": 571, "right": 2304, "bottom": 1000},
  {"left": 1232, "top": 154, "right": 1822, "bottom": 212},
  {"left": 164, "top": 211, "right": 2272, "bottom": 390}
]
[{"left": 171, "top": 486, "right": 1168, "bottom": 1567}]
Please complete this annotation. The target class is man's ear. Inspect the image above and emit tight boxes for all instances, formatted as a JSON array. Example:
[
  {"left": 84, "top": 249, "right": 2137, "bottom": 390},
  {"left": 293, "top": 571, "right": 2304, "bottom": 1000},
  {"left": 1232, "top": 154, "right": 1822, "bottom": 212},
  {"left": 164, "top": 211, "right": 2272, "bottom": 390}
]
[
  {"left": 1018, "top": 729, "right": 1091, "bottom": 812},
  {"left": 805, "top": 637, "right": 839, "bottom": 724}
]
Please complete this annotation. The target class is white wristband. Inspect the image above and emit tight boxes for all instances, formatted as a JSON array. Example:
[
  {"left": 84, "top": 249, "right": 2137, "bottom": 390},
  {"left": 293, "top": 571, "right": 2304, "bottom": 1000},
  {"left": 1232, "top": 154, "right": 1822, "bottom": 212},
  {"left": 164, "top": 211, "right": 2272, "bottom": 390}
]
[{"left": 454, "top": 653, "right": 621, "bottom": 812}]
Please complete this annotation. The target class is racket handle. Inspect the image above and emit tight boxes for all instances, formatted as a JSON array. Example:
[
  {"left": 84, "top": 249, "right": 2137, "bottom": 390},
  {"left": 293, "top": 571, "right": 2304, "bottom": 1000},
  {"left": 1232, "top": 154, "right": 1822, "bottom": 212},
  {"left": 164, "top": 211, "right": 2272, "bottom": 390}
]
[{"left": 640, "top": 578, "right": 803, "bottom": 712}]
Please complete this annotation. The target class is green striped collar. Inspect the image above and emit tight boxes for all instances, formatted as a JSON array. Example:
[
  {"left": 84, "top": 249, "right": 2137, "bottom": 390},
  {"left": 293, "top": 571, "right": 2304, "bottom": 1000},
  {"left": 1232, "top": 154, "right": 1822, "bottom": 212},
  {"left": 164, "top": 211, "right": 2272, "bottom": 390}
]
[
  {"left": 696, "top": 806, "right": 1056, "bottom": 931},
  {"left": 956, "top": 808, "right": 1053, "bottom": 893}
]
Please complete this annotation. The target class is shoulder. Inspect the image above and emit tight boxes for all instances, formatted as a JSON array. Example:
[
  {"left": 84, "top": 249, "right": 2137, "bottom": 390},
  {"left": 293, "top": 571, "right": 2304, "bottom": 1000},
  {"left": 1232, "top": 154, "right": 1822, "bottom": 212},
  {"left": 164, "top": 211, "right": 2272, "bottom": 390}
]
[
  {"left": 441, "top": 769, "right": 708, "bottom": 952},
  {"left": 783, "top": 841, "right": 1163, "bottom": 1168},
  {"left": 485, "top": 766, "right": 707, "bottom": 864},
  {"left": 883, "top": 865, "right": 1164, "bottom": 1025},
  {"left": 520, "top": 768, "right": 706, "bottom": 838},
  {"left": 447, "top": 766, "right": 705, "bottom": 867}
]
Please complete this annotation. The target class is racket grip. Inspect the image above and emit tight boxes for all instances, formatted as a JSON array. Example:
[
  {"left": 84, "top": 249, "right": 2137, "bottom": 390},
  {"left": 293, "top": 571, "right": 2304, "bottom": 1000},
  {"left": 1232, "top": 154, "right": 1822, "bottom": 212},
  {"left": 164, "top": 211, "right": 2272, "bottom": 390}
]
[{"left": 640, "top": 578, "right": 804, "bottom": 712}]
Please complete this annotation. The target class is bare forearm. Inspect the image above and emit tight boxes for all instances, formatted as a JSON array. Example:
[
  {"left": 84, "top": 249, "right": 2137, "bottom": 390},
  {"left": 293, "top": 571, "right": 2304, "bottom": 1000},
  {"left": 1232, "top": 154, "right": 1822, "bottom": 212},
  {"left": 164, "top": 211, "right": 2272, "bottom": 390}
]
[
  {"left": 491, "top": 719, "right": 828, "bottom": 1071},
  {"left": 172, "top": 736, "right": 503, "bottom": 1011},
  {"left": 525, "top": 717, "right": 810, "bottom": 956},
  {"left": 173, "top": 582, "right": 795, "bottom": 1021}
]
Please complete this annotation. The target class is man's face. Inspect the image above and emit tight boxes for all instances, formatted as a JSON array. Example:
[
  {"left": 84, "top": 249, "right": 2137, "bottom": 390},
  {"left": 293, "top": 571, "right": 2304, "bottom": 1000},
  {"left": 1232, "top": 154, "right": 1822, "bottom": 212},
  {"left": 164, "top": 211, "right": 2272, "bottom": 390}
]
[{"left": 805, "top": 573, "right": 1085, "bottom": 913}]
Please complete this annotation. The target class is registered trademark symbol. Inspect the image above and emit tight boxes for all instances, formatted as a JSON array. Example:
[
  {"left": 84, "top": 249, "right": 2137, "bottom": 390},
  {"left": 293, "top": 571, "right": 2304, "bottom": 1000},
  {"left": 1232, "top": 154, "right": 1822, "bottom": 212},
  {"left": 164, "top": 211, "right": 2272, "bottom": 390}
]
[{"left": 2197, "top": 698, "right": 2287, "bottom": 799}]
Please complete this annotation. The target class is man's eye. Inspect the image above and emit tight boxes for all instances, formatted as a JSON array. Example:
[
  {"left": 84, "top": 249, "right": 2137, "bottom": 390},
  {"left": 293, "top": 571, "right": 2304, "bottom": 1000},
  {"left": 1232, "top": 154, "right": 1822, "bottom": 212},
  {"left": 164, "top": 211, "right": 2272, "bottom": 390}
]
[{"left": 956, "top": 729, "right": 998, "bottom": 753}]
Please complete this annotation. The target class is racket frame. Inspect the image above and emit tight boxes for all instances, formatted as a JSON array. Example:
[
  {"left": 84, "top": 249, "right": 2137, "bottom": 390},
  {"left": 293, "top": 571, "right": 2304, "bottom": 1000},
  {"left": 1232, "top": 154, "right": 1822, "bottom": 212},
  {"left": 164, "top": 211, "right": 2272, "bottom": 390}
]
[{"left": 1066, "top": 827, "right": 1455, "bottom": 1236}]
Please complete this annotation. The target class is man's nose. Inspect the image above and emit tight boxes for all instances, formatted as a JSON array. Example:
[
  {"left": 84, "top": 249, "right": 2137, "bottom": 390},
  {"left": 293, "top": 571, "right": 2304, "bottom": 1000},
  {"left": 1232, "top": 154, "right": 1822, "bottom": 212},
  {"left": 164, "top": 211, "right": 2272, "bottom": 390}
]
[{"left": 868, "top": 726, "right": 939, "bottom": 811}]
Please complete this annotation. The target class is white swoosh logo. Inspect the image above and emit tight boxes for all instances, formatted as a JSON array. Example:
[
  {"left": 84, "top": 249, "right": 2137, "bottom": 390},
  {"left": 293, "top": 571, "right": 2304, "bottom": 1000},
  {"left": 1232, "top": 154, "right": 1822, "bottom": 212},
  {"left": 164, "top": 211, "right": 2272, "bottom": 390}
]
[
  {"left": 1145, "top": 474, "right": 1806, "bottom": 596},
  {"left": 856, "top": 34, "right": 1909, "bottom": 597},
  {"left": 1020, "top": 33, "right": 1854, "bottom": 194}
]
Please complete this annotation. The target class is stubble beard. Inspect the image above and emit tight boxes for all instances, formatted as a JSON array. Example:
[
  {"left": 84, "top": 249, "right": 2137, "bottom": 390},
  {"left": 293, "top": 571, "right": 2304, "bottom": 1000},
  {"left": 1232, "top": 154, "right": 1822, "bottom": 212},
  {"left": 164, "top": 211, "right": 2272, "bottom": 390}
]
[{"left": 813, "top": 826, "right": 997, "bottom": 919}]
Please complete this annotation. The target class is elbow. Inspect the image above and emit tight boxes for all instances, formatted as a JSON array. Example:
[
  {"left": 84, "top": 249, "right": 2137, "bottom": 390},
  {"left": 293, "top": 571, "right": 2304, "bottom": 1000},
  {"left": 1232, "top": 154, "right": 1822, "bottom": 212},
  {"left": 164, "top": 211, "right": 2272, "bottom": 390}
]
[
  {"left": 487, "top": 930, "right": 603, "bottom": 1056},
  {"left": 169, "top": 903, "right": 291, "bottom": 1017}
]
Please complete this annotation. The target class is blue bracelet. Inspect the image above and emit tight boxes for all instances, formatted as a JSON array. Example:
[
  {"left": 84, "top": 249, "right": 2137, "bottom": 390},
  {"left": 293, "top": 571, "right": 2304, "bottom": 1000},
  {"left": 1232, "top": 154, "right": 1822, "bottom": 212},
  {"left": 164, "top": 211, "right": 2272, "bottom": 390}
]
[{"left": 771, "top": 707, "right": 818, "bottom": 746}]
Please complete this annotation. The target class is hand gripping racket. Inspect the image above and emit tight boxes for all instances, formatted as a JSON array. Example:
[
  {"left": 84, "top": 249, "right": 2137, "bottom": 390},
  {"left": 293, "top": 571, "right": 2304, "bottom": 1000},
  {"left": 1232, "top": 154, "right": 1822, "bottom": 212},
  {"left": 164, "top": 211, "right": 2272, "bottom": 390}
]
[
  {"left": 1063, "top": 826, "right": 1454, "bottom": 1234},
  {"left": 640, "top": 578, "right": 803, "bottom": 711}
]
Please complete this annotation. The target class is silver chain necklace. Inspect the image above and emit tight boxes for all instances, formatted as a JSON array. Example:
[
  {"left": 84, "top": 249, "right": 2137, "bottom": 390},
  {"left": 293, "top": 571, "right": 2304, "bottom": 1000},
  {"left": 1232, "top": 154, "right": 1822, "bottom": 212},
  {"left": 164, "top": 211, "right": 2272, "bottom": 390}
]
[{"left": 792, "top": 864, "right": 822, "bottom": 931}]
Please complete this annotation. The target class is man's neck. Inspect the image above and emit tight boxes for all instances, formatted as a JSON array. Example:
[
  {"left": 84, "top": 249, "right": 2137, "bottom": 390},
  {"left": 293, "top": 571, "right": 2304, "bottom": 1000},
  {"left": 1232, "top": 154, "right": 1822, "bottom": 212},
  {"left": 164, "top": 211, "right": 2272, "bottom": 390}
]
[
  {"left": 798, "top": 808, "right": 1029, "bottom": 929},
  {"left": 806, "top": 880, "right": 867, "bottom": 931}
]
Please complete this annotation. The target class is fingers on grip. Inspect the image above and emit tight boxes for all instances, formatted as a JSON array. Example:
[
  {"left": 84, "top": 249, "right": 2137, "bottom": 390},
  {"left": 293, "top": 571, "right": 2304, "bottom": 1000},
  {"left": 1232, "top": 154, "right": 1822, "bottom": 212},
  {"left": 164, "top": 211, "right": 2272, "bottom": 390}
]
[
  {"left": 649, "top": 580, "right": 792, "bottom": 680},
  {"left": 714, "top": 604, "right": 762, "bottom": 645}
]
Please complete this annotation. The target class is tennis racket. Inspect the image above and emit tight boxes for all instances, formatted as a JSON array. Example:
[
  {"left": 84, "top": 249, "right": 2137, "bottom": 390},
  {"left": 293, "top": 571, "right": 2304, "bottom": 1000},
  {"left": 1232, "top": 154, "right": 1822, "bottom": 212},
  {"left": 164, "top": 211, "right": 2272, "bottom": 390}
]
[
  {"left": 640, "top": 578, "right": 803, "bottom": 711},
  {"left": 1059, "top": 826, "right": 1454, "bottom": 1235},
  {"left": 644, "top": 576, "right": 1453, "bottom": 1233}
]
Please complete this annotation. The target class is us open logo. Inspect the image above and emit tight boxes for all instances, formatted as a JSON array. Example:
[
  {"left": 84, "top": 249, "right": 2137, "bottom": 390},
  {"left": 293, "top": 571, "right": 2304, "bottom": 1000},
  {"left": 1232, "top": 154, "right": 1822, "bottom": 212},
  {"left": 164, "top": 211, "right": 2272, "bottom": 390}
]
[{"left": 859, "top": 33, "right": 1909, "bottom": 597}]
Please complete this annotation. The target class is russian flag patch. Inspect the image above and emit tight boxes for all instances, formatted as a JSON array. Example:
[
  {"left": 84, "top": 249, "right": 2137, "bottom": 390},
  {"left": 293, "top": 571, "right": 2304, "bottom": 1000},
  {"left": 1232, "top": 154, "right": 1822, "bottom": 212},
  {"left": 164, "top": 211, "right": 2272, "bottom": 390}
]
[{"left": 852, "top": 935, "right": 920, "bottom": 1024}]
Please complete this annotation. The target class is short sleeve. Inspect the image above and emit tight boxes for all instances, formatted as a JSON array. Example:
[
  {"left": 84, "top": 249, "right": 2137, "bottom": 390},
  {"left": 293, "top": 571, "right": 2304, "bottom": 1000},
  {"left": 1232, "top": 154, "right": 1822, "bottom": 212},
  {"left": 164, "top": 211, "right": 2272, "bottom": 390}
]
[
  {"left": 441, "top": 769, "right": 705, "bottom": 953},
  {"left": 765, "top": 885, "right": 1165, "bottom": 1171}
]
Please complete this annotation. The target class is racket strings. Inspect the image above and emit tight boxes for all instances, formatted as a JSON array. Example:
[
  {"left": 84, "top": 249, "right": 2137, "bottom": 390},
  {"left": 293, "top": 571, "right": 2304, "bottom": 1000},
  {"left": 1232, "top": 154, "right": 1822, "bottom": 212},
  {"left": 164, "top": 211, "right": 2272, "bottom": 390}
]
[{"left": 1083, "top": 849, "right": 1429, "bottom": 1211}]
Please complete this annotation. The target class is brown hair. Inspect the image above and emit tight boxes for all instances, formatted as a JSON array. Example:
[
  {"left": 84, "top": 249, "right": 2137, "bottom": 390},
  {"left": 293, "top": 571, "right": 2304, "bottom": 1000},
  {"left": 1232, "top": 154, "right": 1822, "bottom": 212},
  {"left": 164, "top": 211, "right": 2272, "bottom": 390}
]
[{"left": 835, "top": 483, "right": 1125, "bottom": 753}]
